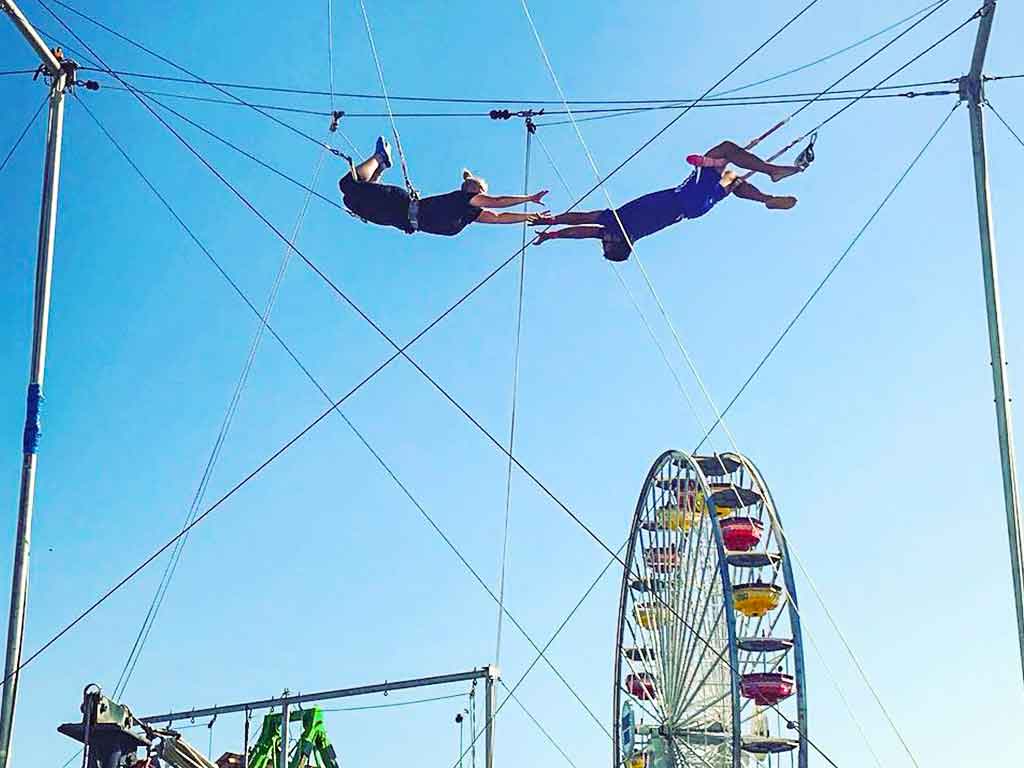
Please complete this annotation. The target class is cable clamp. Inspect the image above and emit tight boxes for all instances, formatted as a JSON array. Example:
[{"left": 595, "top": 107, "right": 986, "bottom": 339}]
[
  {"left": 489, "top": 108, "right": 545, "bottom": 121},
  {"left": 329, "top": 110, "right": 345, "bottom": 132}
]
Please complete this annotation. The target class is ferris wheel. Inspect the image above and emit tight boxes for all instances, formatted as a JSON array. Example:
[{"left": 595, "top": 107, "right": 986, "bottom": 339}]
[{"left": 613, "top": 451, "right": 807, "bottom": 768}]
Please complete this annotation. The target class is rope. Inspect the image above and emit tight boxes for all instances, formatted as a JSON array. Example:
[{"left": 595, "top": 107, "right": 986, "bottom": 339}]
[
  {"left": 519, "top": 0, "right": 741, "bottom": 453},
  {"left": 500, "top": 682, "right": 580, "bottom": 768},
  {"left": 518, "top": 3, "right": 946, "bottom": 765},
  {"left": 50, "top": 0, "right": 945, "bottom": 105},
  {"left": 495, "top": 124, "right": 532, "bottom": 666},
  {"left": 454, "top": 540, "right": 627, "bottom": 768},
  {"left": 137, "top": 90, "right": 344, "bottom": 211},
  {"left": 113, "top": 145, "right": 330, "bottom": 701},
  {"left": 75, "top": 68, "right": 958, "bottom": 109},
  {"left": 531, "top": 131, "right": 709, "bottom": 437},
  {"left": 320, "top": 692, "right": 466, "bottom": 712},
  {"left": 23, "top": 23, "right": 934, "bottom": 768},
  {"left": 711, "top": 0, "right": 946, "bottom": 97},
  {"left": 356, "top": 0, "right": 415, "bottom": 195},
  {"left": 72, "top": 89, "right": 606, "bottom": 744},
  {"left": 0, "top": 96, "right": 47, "bottom": 174},
  {"left": 37, "top": 0, "right": 359, "bottom": 157},
  {"left": 93, "top": 79, "right": 957, "bottom": 120},
  {"left": 691, "top": 103, "right": 960, "bottom": 768},
  {"left": 745, "top": 4, "right": 980, "bottom": 177},
  {"left": 988, "top": 101, "right": 1024, "bottom": 148},
  {"left": 327, "top": 0, "right": 336, "bottom": 114},
  {"left": 735, "top": 0, "right": 955, "bottom": 159}
]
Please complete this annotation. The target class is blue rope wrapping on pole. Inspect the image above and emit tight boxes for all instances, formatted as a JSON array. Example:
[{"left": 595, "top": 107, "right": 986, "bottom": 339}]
[{"left": 22, "top": 384, "right": 43, "bottom": 455}]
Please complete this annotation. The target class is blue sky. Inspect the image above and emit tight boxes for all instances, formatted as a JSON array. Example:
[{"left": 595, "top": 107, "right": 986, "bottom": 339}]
[{"left": 2, "top": 0, "right": 1023, "bottom": 766}]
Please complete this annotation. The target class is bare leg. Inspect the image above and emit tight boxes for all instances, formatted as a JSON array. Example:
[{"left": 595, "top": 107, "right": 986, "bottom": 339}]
[
  {"left": 352, "top": 153, "right": 383, "bottom": 183},
  {"left": 706, "top": 141, "right": 800, "bottom": 183},
  {"left": 535, "top": 225, "right": 605, "bottom": 244},
  {"left": 732, "top": 180, "right": 796, "bottom": 210},
  {"left": 542, "top": 210, "right": 604, "bottom": 226}
]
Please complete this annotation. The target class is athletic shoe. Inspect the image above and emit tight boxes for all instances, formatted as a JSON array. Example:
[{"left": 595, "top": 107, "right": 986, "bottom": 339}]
[{"left": 375, "top": 136, "right": 393, "bottom": 169}]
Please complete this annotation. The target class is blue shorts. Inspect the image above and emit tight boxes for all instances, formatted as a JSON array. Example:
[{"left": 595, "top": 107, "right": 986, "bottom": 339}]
[{"left": 596, "top": 168, "right": 729, "bottom": 259}]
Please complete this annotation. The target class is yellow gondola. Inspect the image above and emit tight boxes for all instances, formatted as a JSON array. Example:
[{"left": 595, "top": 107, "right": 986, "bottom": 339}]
[
  {"left": 732, "top": 583, "right": 783, "bottom": 617},
  {"left": 633, "top": 602, "right": 666, "bottom": 629}
]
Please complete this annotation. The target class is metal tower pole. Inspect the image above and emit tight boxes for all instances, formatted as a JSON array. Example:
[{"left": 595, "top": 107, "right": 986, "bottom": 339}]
[
  {"left": 279, "top": 703, "right": 289, "bottom": 768},
  {"left": 0, "top": 3, "right": 68, "bottom": 765},
  {"left": 961, "top": 0, "right": 1024, "bottom": 683},
  {"left": 484, "top": 665, "right": 498, "bottom": 768}
]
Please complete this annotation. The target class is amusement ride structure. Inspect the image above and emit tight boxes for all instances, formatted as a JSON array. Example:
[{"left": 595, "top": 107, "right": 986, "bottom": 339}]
[{"left": 0, "top": 0, "right": 1022, "bottom": 766}]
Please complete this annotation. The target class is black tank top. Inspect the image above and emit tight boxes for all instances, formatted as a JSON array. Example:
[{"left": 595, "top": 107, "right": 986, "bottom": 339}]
[{"left": 416, "top": 190, "right": 483, "bottom": 236}]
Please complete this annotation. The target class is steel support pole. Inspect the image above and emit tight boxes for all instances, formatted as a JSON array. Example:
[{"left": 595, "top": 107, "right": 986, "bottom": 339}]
[
  {"left": 484, "top": 666, "right": 498, "bottom": 768},
  {"left": 963, "top": 0, "right": 1024, "bottom": 684},
  {"left": 140, "top": 667, "right": 493, "bottom": 723},
  {"left": 0, "top": 4, "right": 68, "bottom": 763},
  {"left": 243, "top": 709, "right": 251, "bottom": 768},
  {"left": 279, "top": 703, "right": 289, "bottom": 768}
]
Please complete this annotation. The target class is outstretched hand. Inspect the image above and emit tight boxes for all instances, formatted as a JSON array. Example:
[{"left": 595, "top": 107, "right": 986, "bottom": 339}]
[
  {"left": 526, "top": 211, "right": 553, "bottom": 225},
  {"left": 529, "top": 190, "right": 549, "bottom": 205}
]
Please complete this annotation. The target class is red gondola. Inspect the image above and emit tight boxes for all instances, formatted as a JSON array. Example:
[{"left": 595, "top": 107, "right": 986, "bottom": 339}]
[
  {"left": 625, "top": 673, "right": 658, "bottom": 701},
  {"left": 740, "top": 672, "right": 795, "bottom": 706},
  {"left": 720, "top": 516, "right": 764, "bottom": 552}
]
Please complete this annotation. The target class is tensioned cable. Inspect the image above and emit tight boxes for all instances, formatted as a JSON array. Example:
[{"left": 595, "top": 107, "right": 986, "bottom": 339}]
[
  {"left": 756, "top": 5, "right": 982, "bottom": 166},
  {"left": 135, "top": 91, "right": 344, "bottom": 211},
  {"left": 327, "top": 0, "right": 336, "bottom": 115},
  {"left": 519, "top": 0, "right": 756, "bottom": 452},
  {"left": 36, "top": 0, "right": 359, "bottom": 158},
  {"left": 710, "top": 0, "right": 945, "bottom": 97},
  {"left": 112, "top": 148, "right": 330, "bottom": 702},
  {"left": 531, "top": 130, "right": 709, "bottom": 436},
  {"left": 521, "top": 0, "right": 969, "bottom": 455},
  {"left": 32, "top": 15, "right": 970, "bottom": 768},
  {"left": 694, "top": 10, "right": 982, "bottom": 448},
  {"left": 538, "top": 87, "right": 957, "bottom": 128},
  {"left": 519, "top": 2, "right": 955, "bottom": 764},
  {"left": 17, "top": 21, "right": 906, "bottom": 761},
  {"left": 988, "top": 101, "right": 1024, "bottom": 148},
  {"left": 501, "top": 683, "right": 579, "bottom": 768},
  {"left": 0, "top": 96, "right": 47, "bottom": 174},
  {"left": 53, "top": 0, "right": 944, "bottom": 106},
  {"left": 320, "top": 691, "right": 466, "bottom": 713},
  {"left": 78, "top": 72, "right": 959, "bottom": 110},
  {"left": 92, "top": 80, "right": 956, "bottom": 119},
  {"left": 518, "top": 2, "right": 849, "bottom": 760},
  {"left": 690, "top": 103, "right": 959, "bottom": 768},
  {"left": 522, "top": 148, "right": 879, "bottom": 766},
  {"left": 15, "top": 0, "right": 839, "bottom": 674},
  {"left": 356, "top": 0, "right": 414, "bottom": 193},
  {"left": 37, "top": 4, "right": 625, "bottom": 570},
  {"left": 74, "top": 93, "right": 607, "bottom": 742},
  {"left": 495, "top": 124, "right": 533, "bottom": 667}
]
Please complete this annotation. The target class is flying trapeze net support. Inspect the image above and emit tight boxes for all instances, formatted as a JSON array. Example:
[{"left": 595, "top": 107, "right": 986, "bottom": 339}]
[{"left": 613, "top": 451, "right": 808, "bottom": 768}]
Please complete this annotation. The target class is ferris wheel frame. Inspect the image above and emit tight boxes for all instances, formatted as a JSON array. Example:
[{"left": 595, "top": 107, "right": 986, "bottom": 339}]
[{"left": 612, "top": 449, "right": 807, "bottom": 768}]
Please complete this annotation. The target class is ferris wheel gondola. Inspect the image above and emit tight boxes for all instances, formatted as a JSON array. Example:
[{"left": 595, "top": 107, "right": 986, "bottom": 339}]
[{"left": 613, "top": 451, "right": 808, "bottom": 768}]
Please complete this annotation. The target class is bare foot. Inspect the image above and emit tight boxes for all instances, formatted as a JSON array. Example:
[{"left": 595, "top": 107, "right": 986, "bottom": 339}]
[
  {"left": 766, "top": 195, "right": 797, "bottom": 210},
  {"left": 769, "top": 165, "right": 801, "bottom": 183}
]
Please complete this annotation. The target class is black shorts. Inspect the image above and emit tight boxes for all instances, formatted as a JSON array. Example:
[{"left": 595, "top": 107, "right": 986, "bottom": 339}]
[{"left": 339, "top": 172, "right": 412, "bottom": 232}]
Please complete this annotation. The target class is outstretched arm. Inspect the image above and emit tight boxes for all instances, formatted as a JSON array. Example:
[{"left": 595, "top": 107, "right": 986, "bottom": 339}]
[
  {"left": 470, "top": 190, "right": 549, "bottom": 208},
  {"left": 476, "top": 210, "right": 551, "bottom": 225}
]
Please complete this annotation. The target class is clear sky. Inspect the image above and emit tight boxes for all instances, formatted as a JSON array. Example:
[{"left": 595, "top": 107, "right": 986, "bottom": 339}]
[{"left": 2, "top": 0, "right": 1023, "bottom": 766}]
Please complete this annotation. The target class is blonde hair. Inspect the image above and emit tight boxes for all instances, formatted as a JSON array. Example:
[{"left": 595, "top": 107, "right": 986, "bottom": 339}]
[{"left": 461, "top": 168, "right": 488, "bottom": 195}]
